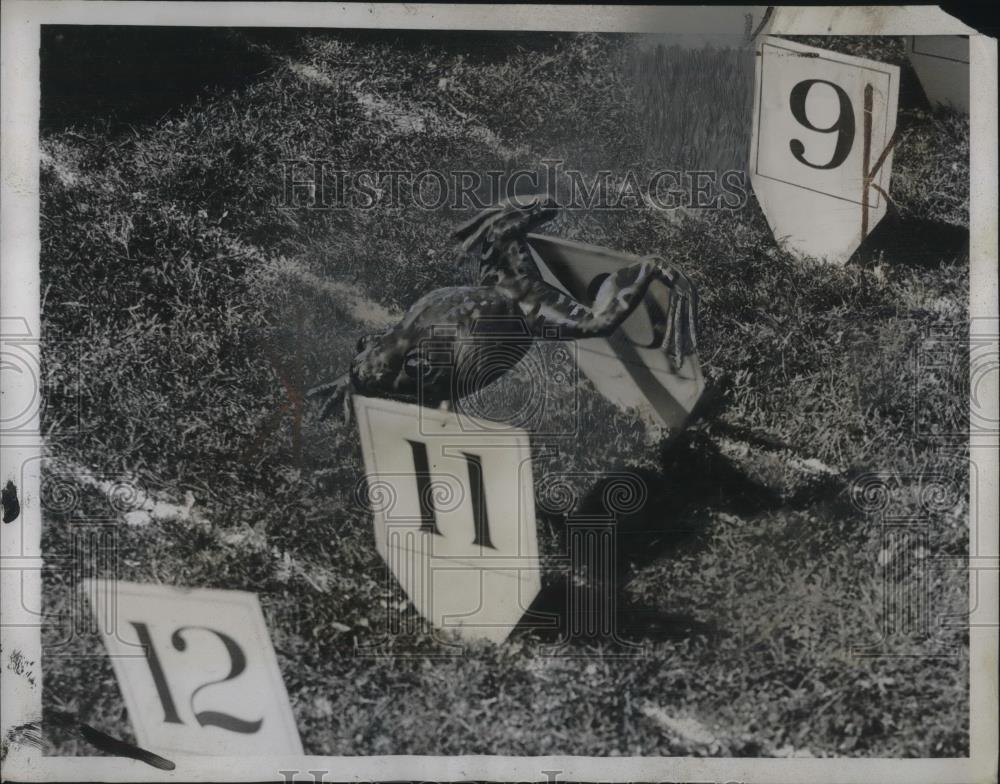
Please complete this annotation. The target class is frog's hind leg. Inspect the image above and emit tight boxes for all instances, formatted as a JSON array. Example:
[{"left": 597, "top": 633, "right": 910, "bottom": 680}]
[
  {"left": 452, "top": 206, "right": 504, "bottom": 252},
  {"left": 518, "top": 257, "right": 698, "bottom": 365}
]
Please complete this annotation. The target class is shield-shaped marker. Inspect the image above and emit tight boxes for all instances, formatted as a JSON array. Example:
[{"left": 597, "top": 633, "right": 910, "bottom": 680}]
[
  {"left": 750, "top": 36, "right": 901, "bottom": 264},
  {"left": 353, "top": 395, "right": 541, "bottom": 643}
]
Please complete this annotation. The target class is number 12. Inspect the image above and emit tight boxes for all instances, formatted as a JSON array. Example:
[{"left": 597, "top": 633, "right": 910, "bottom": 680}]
[{"left": 131, "top": 622, "right": 264, "bottom": 734}]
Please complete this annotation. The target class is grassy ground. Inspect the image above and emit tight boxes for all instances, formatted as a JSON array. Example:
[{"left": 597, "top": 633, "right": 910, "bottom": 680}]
[{"left": 35, "top": 31, "right": 969, "bottom": 759}]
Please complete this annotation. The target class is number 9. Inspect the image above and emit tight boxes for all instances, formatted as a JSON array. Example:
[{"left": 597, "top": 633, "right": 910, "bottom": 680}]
[{"left": 788, "top": 79, "right": 856, "bottom": 170}]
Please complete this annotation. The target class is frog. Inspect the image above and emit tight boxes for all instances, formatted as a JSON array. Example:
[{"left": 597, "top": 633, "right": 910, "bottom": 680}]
[{"left": 308, "top": 194, "right": 698, "bottom": 421}]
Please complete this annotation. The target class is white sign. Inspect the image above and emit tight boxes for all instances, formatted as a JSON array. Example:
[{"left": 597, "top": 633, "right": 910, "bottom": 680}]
[
  {"left": 527, "top": 233, "right": 705, "bottom": 432},
  {"left": 906, "top": 36, "right": 969, "bottom": 113},
  {"left": 353, "top": 395, "right": 540, "bottom": 643},
  {"left": 83, "top": 581, "right": 303, "bottom": 757},
  {"left": 750, "top": 36, "right": 900, "bottom": 265}
]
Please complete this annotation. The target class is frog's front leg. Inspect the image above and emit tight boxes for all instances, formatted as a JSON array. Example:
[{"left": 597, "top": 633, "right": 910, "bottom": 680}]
[
  {"left": 308, "top": 330, "right": 396, "bottom": 420},
  {"left": 306, "top": 372, "right": 353, "bottom": 422}
]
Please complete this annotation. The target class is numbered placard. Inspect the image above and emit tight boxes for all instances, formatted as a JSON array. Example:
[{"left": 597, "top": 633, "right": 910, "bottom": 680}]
[
  {"left": 906, "top": 36, "right": 969, "bottom": 114},
  {"left": 751, "top": 36, "right": 900, "bottom": 265},
  {"left": 526, "top": 232, "right": 705, "bottom": 431},
  {"left": 83, "top": 581, "right": 302, "bottom": 756},
  {"left": 353, "top": 395, "right": 540, "bottom": 643}
]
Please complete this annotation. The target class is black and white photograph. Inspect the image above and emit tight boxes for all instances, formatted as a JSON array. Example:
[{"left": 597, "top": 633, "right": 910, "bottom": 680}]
[{"left": 0, "top": 3, "right": 996, "bottom": 782}]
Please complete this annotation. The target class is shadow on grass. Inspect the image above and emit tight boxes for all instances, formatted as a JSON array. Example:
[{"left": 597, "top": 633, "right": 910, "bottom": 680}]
[
  {"left": 514, "top": 426, "right": 854, "bottom": 647},
  {"left": 41, "top": 27, "right": 283, "bottom": 132},
  {"left": 514, "top": 574, "right": 718, "bottom": 646},
  {"left": 857, "top": 214, "right": 969, "bottom": 269}
]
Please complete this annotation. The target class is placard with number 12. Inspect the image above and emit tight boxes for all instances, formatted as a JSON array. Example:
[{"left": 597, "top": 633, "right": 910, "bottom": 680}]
[{"left": 83, "top": 580, "right": 303, "bottom": 756}]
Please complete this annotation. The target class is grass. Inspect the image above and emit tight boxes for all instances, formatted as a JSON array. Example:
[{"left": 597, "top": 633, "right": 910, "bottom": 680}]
[{"left": 33, "top": 30, "right": 969, "bottom": 759}]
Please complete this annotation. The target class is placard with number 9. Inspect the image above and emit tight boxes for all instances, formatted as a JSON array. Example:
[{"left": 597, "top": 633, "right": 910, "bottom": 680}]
[{"left": 750, "top": 36, "right": 900, "bottom": 265}]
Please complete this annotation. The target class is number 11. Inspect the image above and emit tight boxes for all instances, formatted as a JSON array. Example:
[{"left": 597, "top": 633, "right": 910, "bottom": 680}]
[{"left": 406, "top": 440, "right": 495, "bottom": 549}]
